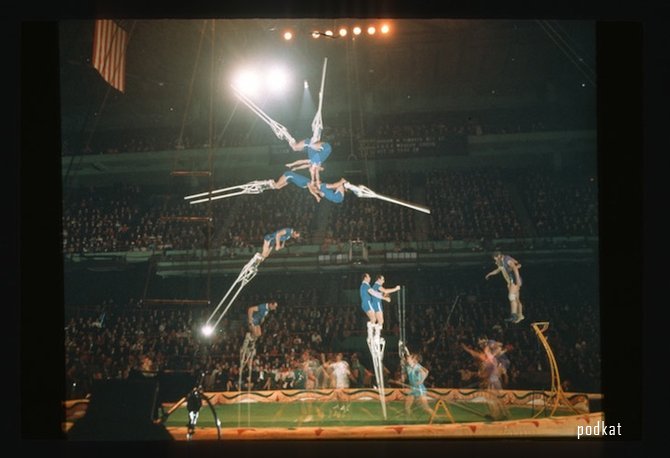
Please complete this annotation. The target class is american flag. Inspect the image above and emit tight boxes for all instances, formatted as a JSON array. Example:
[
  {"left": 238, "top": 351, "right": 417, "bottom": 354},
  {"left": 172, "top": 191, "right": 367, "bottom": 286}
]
[{"left": 92, "top": 20, "right": 128, "bottom": 93}]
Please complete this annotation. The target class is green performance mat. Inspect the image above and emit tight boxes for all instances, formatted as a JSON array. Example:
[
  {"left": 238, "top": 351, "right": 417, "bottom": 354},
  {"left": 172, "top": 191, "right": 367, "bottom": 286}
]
[{"left": 164, "top": 400, "right": 578, "bottom": 428}]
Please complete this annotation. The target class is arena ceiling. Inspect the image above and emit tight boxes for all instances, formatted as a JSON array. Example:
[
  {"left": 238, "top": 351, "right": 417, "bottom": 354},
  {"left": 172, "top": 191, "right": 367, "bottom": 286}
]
[{"left": 58, "top": 19, "right": 596, "bottom": 136}]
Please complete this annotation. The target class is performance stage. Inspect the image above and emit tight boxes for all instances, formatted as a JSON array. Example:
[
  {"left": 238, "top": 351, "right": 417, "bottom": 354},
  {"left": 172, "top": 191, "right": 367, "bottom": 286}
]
[{"left": 64, "top": 387, "right": 601, "bottom": 440}]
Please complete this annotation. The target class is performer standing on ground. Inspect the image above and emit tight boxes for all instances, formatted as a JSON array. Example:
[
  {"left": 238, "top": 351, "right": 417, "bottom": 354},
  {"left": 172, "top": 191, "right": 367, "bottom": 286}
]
[
  {"left": 461, "top": 340, "right": 510, "bottom": 420},
  {"left": 186, "top": 385, "right": 203, "bottom": 440},
  {"left": 485, "top": 251, "right": 525, "bottom": 323},
  {"left": 247, "top": 301, "right": 278, "bottom": 340},
  {"left": 350, "top": 353, "right": 373, "bottom": 388},
  {"left": 299, "top": 350, "right": 323, "bottom": 422},
  {"left": 323, "top": 352, "right": 354, "bottom": 416},
  {"left": 370, "top": 275, "right": 401, "bottom": 333},
  {"left": 360, "top": 273, "right": 392, "bottom": 339},
  {"left": 328, "top": 352, "right": 353, "bottom": 389},
  {"left": 402, "top": 353, "right": 433, "bottom": 419},
  {"left": 261, "top": 227, "right": 301, "bottom": 259}
]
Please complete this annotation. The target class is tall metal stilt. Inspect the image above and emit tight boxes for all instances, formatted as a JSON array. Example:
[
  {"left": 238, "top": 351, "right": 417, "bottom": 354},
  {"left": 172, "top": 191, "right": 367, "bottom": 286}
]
[
  {"left": 367, "top": 325, "right": 387, "bottom": 419},
  {"left": 202, "top": 252, "right": 263, "bottom": 334},
  {"left": 237, "top": 332, "right": 256, "bottom": 427}
]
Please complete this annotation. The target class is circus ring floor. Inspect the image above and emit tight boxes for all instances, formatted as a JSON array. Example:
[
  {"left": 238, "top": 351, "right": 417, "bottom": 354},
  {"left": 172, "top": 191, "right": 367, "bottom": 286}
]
[{"left": 64, "top": 387, "right": 602, "bottom": 440}]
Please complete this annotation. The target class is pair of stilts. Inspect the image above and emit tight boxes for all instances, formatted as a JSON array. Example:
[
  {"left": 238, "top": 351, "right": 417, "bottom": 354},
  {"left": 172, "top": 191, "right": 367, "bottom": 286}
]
[
  {"left": 366, "top": 321, "right": 387, "bottom": 419},
  {"left": 366, "top": 287, "right": 407, "bottom": 420}
]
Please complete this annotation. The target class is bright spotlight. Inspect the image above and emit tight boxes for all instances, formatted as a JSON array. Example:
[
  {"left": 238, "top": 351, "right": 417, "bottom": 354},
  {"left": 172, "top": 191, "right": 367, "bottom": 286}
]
[
  {"left": 325, "top": 30, "right": 334, "bottom": 37},
  {"left": 381, "top": 24, "right": 390, "bottom": 34},
  {"left": 266, "top": 66, "right": 290, "bottom": 94},
  {"left": 339, "top": 28, "right": 347, "bottom": 37},
  {"left": 201, "top": 325, "right": 214, "bottom": 337},
  {"left": 233, "top": 69, "right": 261, "bottom": 97},
  {"left": 353, "top": 26, "right": 362, "bottom": 35},
  {"left": 367, "top": 26, "right": 376, "bottom": 35},
  {"left": 312, "top": 31, "right": 320, "bottom": 38},
  {"left": 304, "top": 80, "right": 309, "bottom": 89},
  {"left": 283, "top": 31, "right": 293, "bottom": 41}
]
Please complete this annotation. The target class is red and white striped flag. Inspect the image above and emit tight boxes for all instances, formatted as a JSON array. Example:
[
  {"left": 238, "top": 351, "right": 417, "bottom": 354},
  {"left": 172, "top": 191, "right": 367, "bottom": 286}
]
[{"left": 92, "top": 20, "right": 128, "bottom": 93}]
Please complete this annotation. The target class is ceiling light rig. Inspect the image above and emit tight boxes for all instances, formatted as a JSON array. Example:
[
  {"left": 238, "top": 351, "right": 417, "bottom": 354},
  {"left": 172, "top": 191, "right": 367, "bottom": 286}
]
[{"left": 303, "top": 23, "right": 391, "bottom": 40}]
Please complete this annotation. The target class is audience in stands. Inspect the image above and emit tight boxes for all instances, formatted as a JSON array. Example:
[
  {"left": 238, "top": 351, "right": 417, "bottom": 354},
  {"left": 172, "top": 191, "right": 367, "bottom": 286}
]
[
  {"left": 65, "top": 265, "right": 600, "bottom": 399},
  {"left": 63, "top": 165, "right": 597, "bottom": 255}
]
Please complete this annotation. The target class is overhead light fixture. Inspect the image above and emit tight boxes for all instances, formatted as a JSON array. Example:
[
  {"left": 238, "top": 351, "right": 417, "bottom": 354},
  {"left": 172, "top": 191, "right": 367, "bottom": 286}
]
[
  {"left": 381, "top": 24, "right": 390, "bottom": 34},
  {"left": 367, "top": 26, "right": 376, "bottom": 35},
  {"left": 353, "top": 26, "right": 362, "bottom": 35},
  {"left": 325, "top": 30, "right": 334, "bottom": 37},
  {"left": 232, "top": 69, "right": 261, "bottom": 97},
  {"left": 283, "top": 31, "right": 293, "bottom": 41},
  {"left": 339, "top": 28, "right": 347, "bottom": 37},
  {"left": 266, "top": 66, "right": 290, "bottom": 95}
]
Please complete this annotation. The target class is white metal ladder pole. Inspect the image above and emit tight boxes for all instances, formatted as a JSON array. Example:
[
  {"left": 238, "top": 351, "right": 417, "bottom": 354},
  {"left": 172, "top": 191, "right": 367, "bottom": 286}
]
[
  {"left": 185, "top": 180, "right": 276, "bottom": 204},
  {"left": 238, "top": 334, "right": 256, "bottom": 427},
  {"left": 377, "top": 335, "right": 387, "bottom": 419},
  {"left": 310, "top": 57, "right": 328, "bottom": 144},
  {"left": 367, "top": 329, "right": 387, "bottom": 420},
  {"left": 204, "top": 253, "right": 262, "bottom": 333},
  {"left": 344, "top": 183, "right": 431, "bottom": 214},
  {"left": 231, "top": 85, "right": 296, "bottom": 145},
  {"left": 398, "top": 286, "right": 411, "bottom": 359}
]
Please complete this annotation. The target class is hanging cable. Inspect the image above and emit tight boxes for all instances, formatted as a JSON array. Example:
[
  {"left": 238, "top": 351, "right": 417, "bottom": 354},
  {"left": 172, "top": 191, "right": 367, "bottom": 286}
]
[
  {"left": 543, "top": 20, "right": 596, "bottom": 82},
  {"left": 351, "top": 35, "right": 371, "bottom": 184},
  {"left": 206, "top": 19, "right": 216, "bottom": 302},
  {"left": 551, "top": 20, "right": 595, "bottom": 64},
  {"left": 172, "top": 19, "right": 207, "bottom": 172},
  {"left": 536, "top": 20, "right": 595, "bottom": 87}
]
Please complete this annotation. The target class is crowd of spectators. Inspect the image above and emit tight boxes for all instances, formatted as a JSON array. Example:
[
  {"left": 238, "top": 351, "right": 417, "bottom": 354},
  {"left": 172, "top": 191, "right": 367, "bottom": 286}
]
[
  {"left": 65, "top": 264, "right": 600, "bottom": 399},
  {"left": 219, "top": 180, "right": 320, "bottom": 249},
  {"left": 62, "top": 164, "right": 598, "bottom": 255},
  {"left": 396, "top": 265, "right": 601, "bottom": 393},
  {"left": 517, "top": 169, "right": 598, "bottom": 237},
  {"left": 61, "top": 109, "right": 588, "bottom": 157},
  {"left": 326, "top": 171, "right": 417, "bottom": 244},
  {"left": 425, "top": 168, "right": 527, "bottom": 241},
  {"left": 62, "top": 184, "right": 221, "bottom": 253}
]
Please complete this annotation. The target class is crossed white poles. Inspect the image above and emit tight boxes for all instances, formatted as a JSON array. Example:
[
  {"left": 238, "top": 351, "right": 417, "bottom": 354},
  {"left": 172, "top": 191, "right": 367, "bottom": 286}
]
[
  {"left": 184, "top": 178, "right": 431, "bottom": 214},
  {"left": 202, "top": 253, "right": 263, "bottom": 335},
  {"left": 185, "top": 57, "right": 431, "bottom": 215},
  {"left": 184, "top": 180, "right": 276, "bottom": 204}
]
